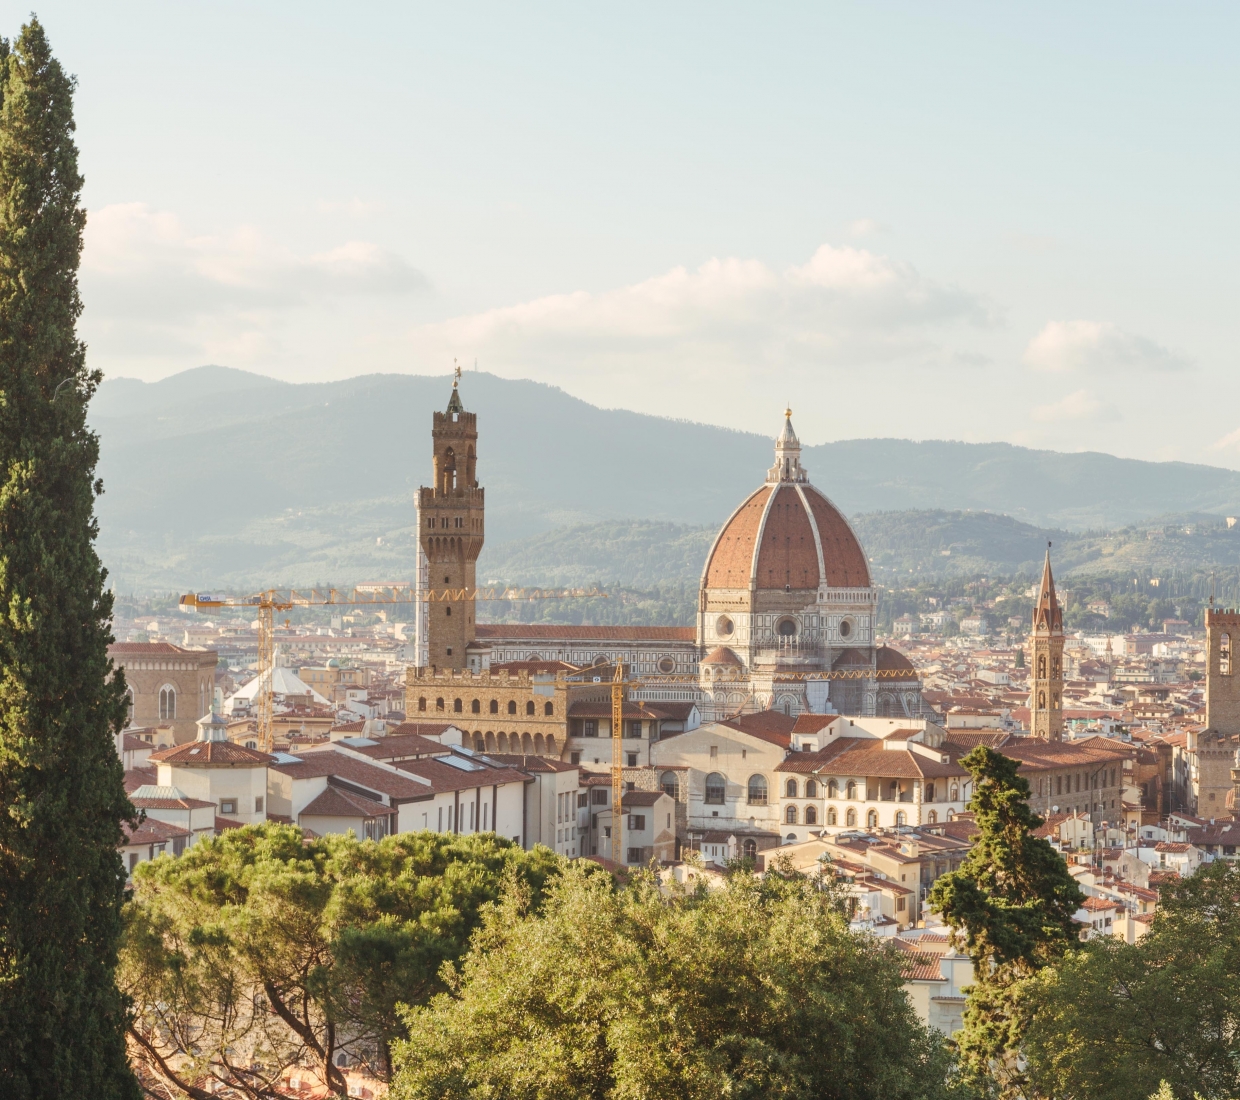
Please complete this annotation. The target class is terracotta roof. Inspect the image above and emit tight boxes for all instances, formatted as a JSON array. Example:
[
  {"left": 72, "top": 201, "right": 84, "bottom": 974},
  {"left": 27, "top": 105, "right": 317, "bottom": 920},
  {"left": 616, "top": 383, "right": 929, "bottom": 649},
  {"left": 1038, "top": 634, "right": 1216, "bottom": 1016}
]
[
  {"left": 300, "top": 785, "right": 392, "bottom": 820},
  {"left": 394, "top": 756, "right": 532, "bottom": 796},
  {"left": 832, "top": 648, "right": 872, "bottom": 669},
  {"left": 569, "top": 700, "right": 666, "bottom": 720},
  {"left": 754, "top": 484, "right": 822, "bottom": 591},
  {"left": 875, "top": 645, "right": 916, "bottom": 674},
  {"left": 214, "top": 816, "right": 245, "bottom": 832},
  {"left": 1003, "top": 739, "right": 1131, "bottom": 772},
  {"left": 271, "top": 749, "right": 432, "bottom": 801},
  {"left": 474, "top": 624, "right": 694, "bottom": 642},
  {"left": 801, "top": 484, "right": 870, "bottom": 588},
  {"left": 943, "top": 731, "right": 1012, "bottom": 750},
  {"left": 340, "top": 733, "right": 449, "bottom": 762},
  {"left": 109, "top": 642, "right": 208, "bottom": 657},
  {"left": 121, "top": 819, "right": 191, "bottom": 846},
  {"left": 642, "top": 701, "right": 697, "bottom": 721},
  {"left": 716, "top": 709, "right": 798, "bottom": 747},
  {"left": 122, "top": 733, "right": 153, "bottom": 751},
  {"left": 781, "top": 743, "right": 968, "bottom": 779},
  {"left": 792, "top": 713, "right": 837, "bottom": 734},
  {"left": 123, "top": 766, "right": 157, "bottom": 793},
  {"left": 130, "top": 793, "right": 216, "bottom": 811},
  {"left": 702, "top": 646, "right": 743, "bottom": 666},
  {"left": 1081, "top": 896, "right": 1121, "bottom": 911},
  {"left": 621, "top": 791, "right": 665, "bottom": 808},
  {"left": 703, "top": 485, "right": 772, "bottom": 589},
  {"left": 150, "top": 740, "right": 273, "bottom": 767},
  {"left": 900, "top": 954, "right": 945, "bottom": 982}
]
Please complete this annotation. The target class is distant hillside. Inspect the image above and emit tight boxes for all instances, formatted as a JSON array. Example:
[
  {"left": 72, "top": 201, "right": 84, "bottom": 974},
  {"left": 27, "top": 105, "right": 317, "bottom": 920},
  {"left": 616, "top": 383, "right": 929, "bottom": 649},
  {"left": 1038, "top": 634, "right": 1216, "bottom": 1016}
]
[{"left": 91, "top": 366, "right": 1240, "bottom": 591}]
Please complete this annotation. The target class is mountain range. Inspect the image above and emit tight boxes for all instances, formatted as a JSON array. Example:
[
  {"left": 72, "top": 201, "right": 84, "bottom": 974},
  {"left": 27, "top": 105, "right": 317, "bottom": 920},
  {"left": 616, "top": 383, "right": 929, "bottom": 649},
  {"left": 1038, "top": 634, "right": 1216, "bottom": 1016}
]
[{"left": 90, "top": 366, "right": 1240, "bottom": 592}]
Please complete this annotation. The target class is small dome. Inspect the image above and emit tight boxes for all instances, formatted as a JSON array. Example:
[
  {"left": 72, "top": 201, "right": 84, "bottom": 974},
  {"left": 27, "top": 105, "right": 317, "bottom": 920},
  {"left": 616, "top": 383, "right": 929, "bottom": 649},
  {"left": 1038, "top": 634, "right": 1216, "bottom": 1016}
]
[
  {"left": 875, "top": 645, "right": 915, "bottom": 673},
  {"left": 703, "top": 646, "right": 742, "bottom": 666},
  {"left": 326, "top": 658, "right": 341, "bottom": 668}
]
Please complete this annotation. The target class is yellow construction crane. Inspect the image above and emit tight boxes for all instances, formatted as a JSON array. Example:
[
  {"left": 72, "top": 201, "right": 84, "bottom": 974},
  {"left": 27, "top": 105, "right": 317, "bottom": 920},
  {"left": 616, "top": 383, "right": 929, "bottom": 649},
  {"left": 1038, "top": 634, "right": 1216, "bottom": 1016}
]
[{"left": 180, "top": 584, "right": 605, "bottom": 752}]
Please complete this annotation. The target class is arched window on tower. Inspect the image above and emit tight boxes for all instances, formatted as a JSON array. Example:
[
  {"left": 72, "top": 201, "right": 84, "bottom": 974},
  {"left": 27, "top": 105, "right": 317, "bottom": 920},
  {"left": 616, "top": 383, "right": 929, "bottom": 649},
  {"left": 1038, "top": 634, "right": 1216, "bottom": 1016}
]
[
  {"left": 489, "top": 699, "right": 498, "bottom": 714},
  {"left": 159, "top": 686, "right": 176, "bottom": 721},
  {"left": 1038, "top": 654, "right": 1046, "bottom": 679}
]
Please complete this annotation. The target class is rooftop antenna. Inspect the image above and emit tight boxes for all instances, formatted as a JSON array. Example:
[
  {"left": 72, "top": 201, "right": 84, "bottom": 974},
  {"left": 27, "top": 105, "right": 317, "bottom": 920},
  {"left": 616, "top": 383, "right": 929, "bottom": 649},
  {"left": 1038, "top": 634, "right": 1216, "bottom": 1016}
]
[{"left": 453, "top": 358, "right": 461, "bottom": 387}]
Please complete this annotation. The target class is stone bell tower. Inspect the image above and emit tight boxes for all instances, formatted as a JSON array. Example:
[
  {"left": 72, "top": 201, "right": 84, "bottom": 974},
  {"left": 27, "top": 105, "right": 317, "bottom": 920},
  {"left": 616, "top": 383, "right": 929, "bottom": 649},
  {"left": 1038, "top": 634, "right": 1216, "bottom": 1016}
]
[
  {"left": 417, "top": 369, "right": 484, "bottom": 670},
  {"left": 1029, "top": 544, "right": 1064, "bottom": 742}
]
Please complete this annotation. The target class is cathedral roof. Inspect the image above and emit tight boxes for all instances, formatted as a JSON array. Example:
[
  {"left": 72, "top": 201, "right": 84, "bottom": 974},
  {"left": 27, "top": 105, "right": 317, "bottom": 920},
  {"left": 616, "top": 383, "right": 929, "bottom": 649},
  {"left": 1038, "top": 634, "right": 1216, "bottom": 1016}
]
[
  {"left": 701, "top": 482, "right": 870, "bottom": 592},
  {"left": 702, "top": 646, "right": 743, "bottom": 666}
]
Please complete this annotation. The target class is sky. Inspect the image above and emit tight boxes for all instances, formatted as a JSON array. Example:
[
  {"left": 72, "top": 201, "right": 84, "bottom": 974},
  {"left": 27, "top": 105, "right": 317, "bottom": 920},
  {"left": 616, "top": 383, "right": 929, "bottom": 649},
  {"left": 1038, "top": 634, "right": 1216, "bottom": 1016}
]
[{"left": 10, "top": 2, "right": 1240, "bottom": 465}]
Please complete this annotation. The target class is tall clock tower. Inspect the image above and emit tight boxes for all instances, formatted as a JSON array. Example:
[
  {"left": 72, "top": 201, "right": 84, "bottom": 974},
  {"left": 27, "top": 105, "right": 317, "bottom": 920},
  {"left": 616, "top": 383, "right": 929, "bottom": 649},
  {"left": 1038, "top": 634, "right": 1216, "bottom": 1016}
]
[
  {"left": 416, "top": 373, "right": 484, "bottom": 670},
  {"left": 1029, "top": 545, "right": 1064, "bottom": 742}
]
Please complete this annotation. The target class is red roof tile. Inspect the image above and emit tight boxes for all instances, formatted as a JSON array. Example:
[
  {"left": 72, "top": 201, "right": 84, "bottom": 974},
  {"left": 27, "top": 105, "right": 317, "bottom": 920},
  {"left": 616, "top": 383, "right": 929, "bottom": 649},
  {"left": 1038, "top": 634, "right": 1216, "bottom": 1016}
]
[
  {"left": 300, "top": 785, "right": 391, "bottom": 820},
  {"left": 150, "top": 740, "right": 273, "bottom": 767}
]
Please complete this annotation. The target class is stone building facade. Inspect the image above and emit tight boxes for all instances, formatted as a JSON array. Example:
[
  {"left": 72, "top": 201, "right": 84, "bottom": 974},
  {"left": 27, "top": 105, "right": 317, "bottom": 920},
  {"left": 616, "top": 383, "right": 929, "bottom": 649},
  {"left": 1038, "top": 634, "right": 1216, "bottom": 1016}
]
[{"left": 109, "top": 642, "right": 219, "bottom": 745}]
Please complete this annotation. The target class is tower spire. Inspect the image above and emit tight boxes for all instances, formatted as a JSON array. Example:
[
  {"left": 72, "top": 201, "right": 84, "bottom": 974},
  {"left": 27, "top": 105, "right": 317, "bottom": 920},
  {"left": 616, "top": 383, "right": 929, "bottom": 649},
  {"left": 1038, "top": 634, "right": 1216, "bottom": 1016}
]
[{"left": 1029, "top": 541, "right": 1064, "bottom": 741}]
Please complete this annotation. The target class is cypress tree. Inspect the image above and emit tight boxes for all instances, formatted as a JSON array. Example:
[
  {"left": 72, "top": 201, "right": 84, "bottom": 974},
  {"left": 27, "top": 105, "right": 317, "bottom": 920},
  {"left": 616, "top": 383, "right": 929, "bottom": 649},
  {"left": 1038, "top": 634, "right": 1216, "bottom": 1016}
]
[
  {"left": 0, "top": 18, "right": 139, "bottom": 1099},
  {"left": 928, "top": 746, "right": 1084, "bottom": 1098}
]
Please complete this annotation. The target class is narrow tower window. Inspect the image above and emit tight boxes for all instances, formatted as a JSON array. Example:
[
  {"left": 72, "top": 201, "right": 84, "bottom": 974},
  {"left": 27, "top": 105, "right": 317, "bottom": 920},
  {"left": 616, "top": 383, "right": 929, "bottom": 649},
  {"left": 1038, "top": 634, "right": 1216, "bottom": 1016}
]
[{"left": 1222, "top": 632, "right": 1232, "bottom": 676}]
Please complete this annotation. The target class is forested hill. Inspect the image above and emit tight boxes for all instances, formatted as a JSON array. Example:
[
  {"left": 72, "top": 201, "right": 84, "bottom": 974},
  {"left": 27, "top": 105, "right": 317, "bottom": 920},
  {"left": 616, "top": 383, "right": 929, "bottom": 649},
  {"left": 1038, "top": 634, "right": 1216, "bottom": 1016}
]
[{"left": 91, "top": 367, "right": 1240, "bottom": 591}]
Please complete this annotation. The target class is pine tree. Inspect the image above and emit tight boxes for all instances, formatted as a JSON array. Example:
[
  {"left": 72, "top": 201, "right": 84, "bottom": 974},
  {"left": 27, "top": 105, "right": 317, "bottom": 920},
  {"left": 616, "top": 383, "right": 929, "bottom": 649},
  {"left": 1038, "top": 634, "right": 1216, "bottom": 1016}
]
[
  {"left": 928, "top": 746, "right": 1084, "bottom": 1098},
  {"left": 0, "top": 18, "right": 139, "bottom": 1100}
]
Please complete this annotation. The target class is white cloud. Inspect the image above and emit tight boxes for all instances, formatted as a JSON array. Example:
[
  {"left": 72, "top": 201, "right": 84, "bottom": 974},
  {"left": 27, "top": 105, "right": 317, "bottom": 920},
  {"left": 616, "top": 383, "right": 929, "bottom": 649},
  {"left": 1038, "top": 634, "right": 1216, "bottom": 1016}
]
[
  {"left": 1213, "top": 426, "right": 1240, "bottom": 453},
  {"left": 1031, "top": 388, "right": 1116, "bottom": 423},
  {"left": 407, "top": 243, "right": 994, "bottom": 390},
  {"left": 846, "top": 218, "right": 889, "bottom": 238},
  {"left": 1023, "top": 319, "right": 1188, "bottom": 374},
  {"left": 80, "top": 203, "right": 425, "bottom": 364}
]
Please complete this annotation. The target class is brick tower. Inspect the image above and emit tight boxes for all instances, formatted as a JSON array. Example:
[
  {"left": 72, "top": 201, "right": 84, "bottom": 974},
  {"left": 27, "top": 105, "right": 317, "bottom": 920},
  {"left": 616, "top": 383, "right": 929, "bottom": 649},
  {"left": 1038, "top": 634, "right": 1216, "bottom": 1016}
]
[
  {"left": 1029, "top": 545, "right": 1064, "bottom": 741},
  {"left": 1198, "top": 608, "right": 1240, "bottom": 812},
  {"left": 417, "top": 373, "right": 484, "bottom": 670}
]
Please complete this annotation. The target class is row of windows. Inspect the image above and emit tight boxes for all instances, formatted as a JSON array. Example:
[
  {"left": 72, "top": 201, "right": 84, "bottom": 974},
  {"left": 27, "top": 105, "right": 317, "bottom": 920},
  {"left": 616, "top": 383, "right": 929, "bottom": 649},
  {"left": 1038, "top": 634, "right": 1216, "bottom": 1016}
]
[
  {"left": 783, "top": 805, "right": 944, "bottom": 827},
  {"left": 579, "top": 720, "right": 646, "bottom": 738},
  {"left": 426, "top": 515, "right": 475, "bottom": 529},
  {"left": 417, "top": 696, "right": 554, "bottom": 717},
  {"left": 703, "top": 773, "right": 962, "bottom": 805},
  {"left": 1037, "top": 769, "right": 1118, "bottom": 796}
]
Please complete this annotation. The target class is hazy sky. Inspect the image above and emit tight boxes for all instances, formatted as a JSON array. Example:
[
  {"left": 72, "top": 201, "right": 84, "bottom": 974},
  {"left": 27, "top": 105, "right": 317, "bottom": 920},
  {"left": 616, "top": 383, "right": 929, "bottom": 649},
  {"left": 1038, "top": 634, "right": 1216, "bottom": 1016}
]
[{"left": 11, "top": 3, "right": 1240, "bottom": 464}]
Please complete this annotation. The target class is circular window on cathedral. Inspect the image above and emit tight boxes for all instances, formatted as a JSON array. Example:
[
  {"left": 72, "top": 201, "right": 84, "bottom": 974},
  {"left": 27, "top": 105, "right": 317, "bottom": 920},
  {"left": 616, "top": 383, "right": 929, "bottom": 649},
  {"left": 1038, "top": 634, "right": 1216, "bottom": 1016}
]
[
  {"left": 716, "top": 616, "right": 734, "bottom": 637},
  {"left": 839, "top": 618, "right": 853, "bottom": 638},
  {"left": 657, "top": 656, "right": 675, "bottom": 674},
  {"left": 777, "top": 618, "right": 797, "bottom": 637}
]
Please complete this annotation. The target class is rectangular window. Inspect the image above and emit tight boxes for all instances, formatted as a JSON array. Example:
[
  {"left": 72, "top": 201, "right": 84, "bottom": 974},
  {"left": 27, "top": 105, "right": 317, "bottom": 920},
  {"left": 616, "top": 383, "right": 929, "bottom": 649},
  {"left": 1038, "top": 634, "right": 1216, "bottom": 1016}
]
[
  {"left": 570, "top": 751, "right": 581, "bottom": 765},
  {"left": 128, "top": 852, "right": 139, "bottom": 873},
  {"left": 220, "top": 799, "right": 237, "bottom": 816},
  {"left": 255, "top": 796, "right": 264, "bottom": 814},
  {"left": 628, "top": 815, "right": 646, "bottom": 831},
  {"left": 629, "top": 721, "right": 643, "bottom": 739},
  {"left": 591, "top": 789, "right": 608, "bottom": 805},
  {"left": 626, "top": 752, "right": 638, "bottom": 767},
  {"left": 627, "top": 847, "right": 643, "bottom": 863},
  {"left": 896, "top": 896, "right": 906, "bottom": 912},
  {"left": 584, "top": 720, "right": 597, "bottom": 737},
  {"left": 438, "top": 806, "right": 443, "bottom": 831},
  {"left": 577, "top": 793, "right": 588, "bottom": 807}
]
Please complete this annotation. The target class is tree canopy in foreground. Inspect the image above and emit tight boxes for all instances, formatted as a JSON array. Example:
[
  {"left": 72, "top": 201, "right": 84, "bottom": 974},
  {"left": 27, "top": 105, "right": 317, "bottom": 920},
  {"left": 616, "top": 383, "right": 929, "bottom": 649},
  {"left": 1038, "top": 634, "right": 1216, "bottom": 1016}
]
[
  {"left": 121, "top": 824, "right": 560, "bottom": 1098},
  {"left": 1020, "top": 859, "right": 1240, "bottom": 1100},
  {"left": 391, "top": 858, "right": 968, "bottom": 1100}
]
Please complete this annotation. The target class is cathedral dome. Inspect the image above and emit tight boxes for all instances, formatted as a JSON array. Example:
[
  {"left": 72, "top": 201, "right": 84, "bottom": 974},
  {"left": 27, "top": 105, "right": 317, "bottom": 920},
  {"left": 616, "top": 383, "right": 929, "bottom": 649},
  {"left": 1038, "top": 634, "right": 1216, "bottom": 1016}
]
[{"left": 701, "top": 412, "right": 870, "bottom": 592}]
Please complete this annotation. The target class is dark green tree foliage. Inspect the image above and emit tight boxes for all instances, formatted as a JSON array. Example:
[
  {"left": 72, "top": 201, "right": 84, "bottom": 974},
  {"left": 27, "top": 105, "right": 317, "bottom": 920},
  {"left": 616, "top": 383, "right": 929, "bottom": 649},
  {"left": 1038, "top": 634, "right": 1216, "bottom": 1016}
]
[
  {"left": 122, "top": 824, "right": 561, "bottom": 1097},
  {"left": 392, "top": 860, "right": 969, "bottom": 1100},
  {"left": 0, "top": 18, "right": 137, "bottom": 1100},
  {"left": 1020, "top": 859, "right": 1240, "bottom": 1100},
  {"left": 928, "top": 747, "right": 1084, "bottom": 1097}
]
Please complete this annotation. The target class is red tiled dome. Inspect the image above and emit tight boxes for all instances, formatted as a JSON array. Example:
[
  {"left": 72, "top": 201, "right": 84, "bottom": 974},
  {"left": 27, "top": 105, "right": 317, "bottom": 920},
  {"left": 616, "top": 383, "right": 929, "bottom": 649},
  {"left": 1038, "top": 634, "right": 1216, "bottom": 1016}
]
[
  {"left": 703, "top": 483, "right": 870, "bottom": 591},
  {"left": 703, "top": 646, "right": 743, "bottom": 666}
]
